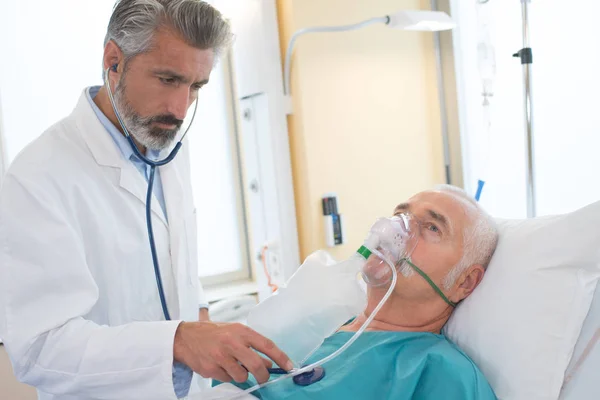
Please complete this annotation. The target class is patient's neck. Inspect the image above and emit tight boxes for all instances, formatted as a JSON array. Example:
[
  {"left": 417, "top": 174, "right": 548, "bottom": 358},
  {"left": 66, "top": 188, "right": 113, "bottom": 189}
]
[{"left": 341, "top": 292, "right": 453, "bottom": 334}]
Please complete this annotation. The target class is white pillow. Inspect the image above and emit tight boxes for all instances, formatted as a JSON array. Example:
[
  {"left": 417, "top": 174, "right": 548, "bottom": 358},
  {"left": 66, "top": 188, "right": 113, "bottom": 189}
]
[
  {"left": 444, "top": 201, "right": 600, "bottom": 400},
  {"left": 559, "top": 282, "right": 599, "bottom": 399}
]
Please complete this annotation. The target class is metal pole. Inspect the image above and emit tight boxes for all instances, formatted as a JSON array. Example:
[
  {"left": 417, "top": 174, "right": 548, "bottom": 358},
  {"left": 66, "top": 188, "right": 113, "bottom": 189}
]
[
  {"left": 515, "top": 0, "right": 536, "bottom": 217},
  {"left": 430, "top": 0, "right": 452, "bottom": 185}
]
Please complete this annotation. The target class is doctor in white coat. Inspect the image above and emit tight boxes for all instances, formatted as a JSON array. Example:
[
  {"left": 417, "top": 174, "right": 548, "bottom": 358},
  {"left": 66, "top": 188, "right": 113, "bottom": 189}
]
[{"left": 0, "top": 1, "right": 292, "bottom": 399}]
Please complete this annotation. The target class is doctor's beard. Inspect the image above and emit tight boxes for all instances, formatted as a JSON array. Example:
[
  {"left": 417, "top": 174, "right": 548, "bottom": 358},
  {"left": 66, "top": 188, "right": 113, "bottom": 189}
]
[{"left": 113, "top": 77, "right": 183, "bottom": 151}]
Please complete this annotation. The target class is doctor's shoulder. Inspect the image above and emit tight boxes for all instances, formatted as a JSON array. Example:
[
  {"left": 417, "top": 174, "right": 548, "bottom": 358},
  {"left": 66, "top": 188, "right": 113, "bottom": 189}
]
[{"left": 5, "top": 116, "right": 95, "bottom": 185}]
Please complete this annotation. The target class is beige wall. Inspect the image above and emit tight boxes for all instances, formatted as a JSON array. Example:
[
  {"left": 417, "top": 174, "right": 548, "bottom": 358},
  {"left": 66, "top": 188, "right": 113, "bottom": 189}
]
[
  {"left": 277, "top": 0, "right": 446, "bottom": 260},
  {"left": 0, "top": 345, "right": 36, "bottom": 400}
]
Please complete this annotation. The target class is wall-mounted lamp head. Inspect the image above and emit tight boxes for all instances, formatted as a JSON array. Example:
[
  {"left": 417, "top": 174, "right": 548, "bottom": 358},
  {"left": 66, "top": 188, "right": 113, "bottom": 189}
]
[{"left": 386, "top": 10, "right": 456, "bottom": 31}]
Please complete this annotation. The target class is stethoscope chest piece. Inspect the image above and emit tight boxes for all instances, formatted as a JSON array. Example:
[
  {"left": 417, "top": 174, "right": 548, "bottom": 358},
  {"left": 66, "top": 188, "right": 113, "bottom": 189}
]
[{"left": 293, "top": 366, "right": 326, "bottom": 386}]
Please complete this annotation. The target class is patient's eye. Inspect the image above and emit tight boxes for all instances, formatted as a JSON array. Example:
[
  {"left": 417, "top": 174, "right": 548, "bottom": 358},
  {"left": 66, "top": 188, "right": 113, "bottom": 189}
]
[
  {"left": 423, "top": 222, "right": 442, "bottom": 242},
  {"left": 427, "top": 223, "right": 439, "bottom": 233}
]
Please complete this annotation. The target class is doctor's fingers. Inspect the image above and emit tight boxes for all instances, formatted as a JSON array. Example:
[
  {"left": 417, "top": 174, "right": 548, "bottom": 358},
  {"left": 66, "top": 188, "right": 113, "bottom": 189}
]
[
  {"left": 242, "top": 329, "right": 293, "bottom": 372},
  {"left": 228, "top": 345, "right": 272, "bottom": 384},
  {"left": 261, "top": 356, "right": 273, "bottom": 368},
  {"left": 201, "top": 365, "right": 232, "bottom": 384},
  {"left": 217, "top": 354, "right": 251, "bottom": 383}
]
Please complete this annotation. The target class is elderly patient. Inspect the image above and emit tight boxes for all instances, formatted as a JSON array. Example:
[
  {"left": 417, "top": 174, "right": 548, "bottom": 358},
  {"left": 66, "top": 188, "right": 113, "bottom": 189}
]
[{"left": 228, "top": 185, "right": 498, "bottom": 399}]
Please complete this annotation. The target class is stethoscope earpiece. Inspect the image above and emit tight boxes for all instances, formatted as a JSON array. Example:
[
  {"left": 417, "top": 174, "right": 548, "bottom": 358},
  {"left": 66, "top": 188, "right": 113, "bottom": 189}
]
[{"left": 111, "top": 64, "right": 118, "bottom": 72}]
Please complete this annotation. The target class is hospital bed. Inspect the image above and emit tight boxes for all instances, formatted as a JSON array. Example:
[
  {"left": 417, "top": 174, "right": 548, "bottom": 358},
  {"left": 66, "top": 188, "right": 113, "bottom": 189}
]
[
  {"left": 444, "top": 200, "right": 600, "bottom": 399},
  {"left": 205, "top": 200, "right": 600, "bottom": 400}
]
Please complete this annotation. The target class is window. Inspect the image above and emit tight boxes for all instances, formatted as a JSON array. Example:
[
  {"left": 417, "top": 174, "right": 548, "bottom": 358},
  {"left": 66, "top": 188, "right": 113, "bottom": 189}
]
[
  {"left": 451, "top": 0, "right": 600, "bottom": 217},
  {"left": 187, "top": 51, "right": 252, "bottom": 286}
]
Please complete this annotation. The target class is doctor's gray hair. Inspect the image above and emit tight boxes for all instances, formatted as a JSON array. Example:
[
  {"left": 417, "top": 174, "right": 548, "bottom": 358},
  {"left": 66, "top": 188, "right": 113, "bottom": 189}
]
[
  {"left": 433, "top": 185, "right": 499, "bottom": 289},
  {"left": 104, "top": 0, "right": 233, "bottom": 64}
]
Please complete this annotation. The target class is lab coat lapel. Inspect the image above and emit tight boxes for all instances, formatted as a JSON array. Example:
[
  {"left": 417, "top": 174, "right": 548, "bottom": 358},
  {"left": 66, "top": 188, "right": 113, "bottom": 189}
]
[
  {"left": 118, "top": 168, "right": 168, "bottom": 227},
  {"left": 74, "top": 90, "right": 168, "bottom": 228}
]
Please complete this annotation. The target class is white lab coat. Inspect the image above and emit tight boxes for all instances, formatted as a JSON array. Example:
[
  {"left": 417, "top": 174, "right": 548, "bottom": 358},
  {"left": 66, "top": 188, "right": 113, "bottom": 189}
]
[{"left": 0, "top": 90, "right": 208, "bottom": 399}]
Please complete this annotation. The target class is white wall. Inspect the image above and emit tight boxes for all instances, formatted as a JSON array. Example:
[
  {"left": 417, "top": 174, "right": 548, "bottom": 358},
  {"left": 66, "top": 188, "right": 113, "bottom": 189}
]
[
  {"left": 452, "top": 0, "right": 600, "bottom": 218},
  {"left": 0, "top": 1, "right": 114, "bottom": 163}
]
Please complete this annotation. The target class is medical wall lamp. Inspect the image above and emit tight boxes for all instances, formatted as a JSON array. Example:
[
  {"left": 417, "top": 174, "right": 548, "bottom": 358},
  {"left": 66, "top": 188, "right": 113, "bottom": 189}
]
[{"left": 282, "top": 8, "right": 457, "bottom": 183}]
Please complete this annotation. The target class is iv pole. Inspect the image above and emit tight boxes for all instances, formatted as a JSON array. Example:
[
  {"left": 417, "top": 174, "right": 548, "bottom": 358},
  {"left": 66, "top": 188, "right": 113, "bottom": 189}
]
[
  {"left": 430, "top": 0, "right": 452, "bottom": 185},
  {"left": 513, "top": 0, "right": 536, "bottom": 218}
]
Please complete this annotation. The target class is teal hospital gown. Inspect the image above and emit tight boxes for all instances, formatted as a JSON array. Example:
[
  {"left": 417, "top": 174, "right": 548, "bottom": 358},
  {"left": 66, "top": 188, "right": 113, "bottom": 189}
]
[{"left": 218, "top": 331, "right": 496, "bottom": 400}]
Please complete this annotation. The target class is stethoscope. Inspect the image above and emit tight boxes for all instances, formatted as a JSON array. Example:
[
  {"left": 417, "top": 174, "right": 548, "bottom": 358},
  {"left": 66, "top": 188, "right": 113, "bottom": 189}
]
[
  {"left": 104, "top": 64, "right": 199, "bottom": 321},
  {"left": 105, "top": 65, "right": 320, "bottom": 385}
]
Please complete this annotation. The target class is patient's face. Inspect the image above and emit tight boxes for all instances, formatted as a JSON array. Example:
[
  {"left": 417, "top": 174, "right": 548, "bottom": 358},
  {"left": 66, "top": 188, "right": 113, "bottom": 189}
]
[{"left": 390, "top": 191, "right": 468, "bottom": 303}]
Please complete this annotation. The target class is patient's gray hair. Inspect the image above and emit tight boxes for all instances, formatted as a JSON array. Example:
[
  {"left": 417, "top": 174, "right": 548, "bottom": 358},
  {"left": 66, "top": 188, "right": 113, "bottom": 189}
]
[
  {"left": 104, "top": 0, "right": 233, "bottom": 65},
  {"left": 434, "top": 185, "right": 499, "bottom": 289}
]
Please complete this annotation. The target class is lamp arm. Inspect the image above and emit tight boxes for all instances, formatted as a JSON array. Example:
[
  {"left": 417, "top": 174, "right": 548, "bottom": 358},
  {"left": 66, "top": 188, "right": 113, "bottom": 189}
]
[{"left": 283, "top": 16, "right": 389, "bottom": 96}]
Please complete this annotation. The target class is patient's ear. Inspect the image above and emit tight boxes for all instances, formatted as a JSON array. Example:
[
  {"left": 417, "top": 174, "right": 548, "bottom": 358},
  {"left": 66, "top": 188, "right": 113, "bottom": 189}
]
[{"left": 452, "top": 265, "right": 485, "bottom": 303}]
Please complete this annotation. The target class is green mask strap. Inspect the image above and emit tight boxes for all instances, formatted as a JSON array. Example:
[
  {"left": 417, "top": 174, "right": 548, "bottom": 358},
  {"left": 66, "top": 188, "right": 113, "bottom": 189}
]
[
  {"left": 357, "top": 247, "right": 456, "bottom": 308},
  {"left": 402, "top": 258, "right": 457, "bottom": 308}
]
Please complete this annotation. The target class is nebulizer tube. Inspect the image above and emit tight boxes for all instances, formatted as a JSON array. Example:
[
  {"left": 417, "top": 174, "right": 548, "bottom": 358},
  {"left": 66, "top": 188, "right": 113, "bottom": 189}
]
[{"left": 208, "top": 214, "right": 419, "bottom": 400}]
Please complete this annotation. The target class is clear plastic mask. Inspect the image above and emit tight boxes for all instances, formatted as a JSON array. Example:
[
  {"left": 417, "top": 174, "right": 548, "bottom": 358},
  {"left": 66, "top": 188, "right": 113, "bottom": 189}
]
[
  {"left": 360, "top": 212, "right": 457, "bottom": 308},
  {"left": 361, "top": 213, "right": 420, "bottom": 287}
]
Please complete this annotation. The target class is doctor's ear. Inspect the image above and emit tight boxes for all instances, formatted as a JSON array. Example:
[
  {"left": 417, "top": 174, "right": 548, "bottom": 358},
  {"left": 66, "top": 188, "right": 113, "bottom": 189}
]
[{"left": 103, "top": 40, "right": 124, "bottom": 75}]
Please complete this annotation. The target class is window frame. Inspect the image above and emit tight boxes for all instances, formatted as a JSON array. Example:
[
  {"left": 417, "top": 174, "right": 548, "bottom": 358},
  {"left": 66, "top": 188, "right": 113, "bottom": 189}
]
[{"left": 194, "top": 47, "right": 254, "bottom": 287}]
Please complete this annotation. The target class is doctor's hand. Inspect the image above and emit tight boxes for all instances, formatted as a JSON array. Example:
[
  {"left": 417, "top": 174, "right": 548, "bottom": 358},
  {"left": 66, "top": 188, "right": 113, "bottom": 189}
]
[{"left": 173, "top": 321, "right": 293, "bottom": 384}]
